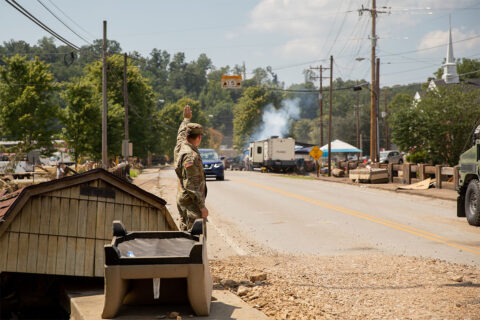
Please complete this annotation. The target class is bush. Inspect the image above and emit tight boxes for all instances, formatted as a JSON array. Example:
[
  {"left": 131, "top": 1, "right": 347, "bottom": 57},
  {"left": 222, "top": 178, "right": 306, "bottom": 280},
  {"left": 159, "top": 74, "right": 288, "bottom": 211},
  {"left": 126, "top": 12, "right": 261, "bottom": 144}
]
[{"left": 406, "top": 150, "right": 429, "bottom": 164}]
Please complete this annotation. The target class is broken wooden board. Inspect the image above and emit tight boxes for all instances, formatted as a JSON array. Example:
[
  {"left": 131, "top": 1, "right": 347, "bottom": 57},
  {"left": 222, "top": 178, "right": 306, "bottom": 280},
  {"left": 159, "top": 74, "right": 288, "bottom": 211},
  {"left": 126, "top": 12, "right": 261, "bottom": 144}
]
[{"left": 396, "top": 178, "right": 433, "bottom": 190}]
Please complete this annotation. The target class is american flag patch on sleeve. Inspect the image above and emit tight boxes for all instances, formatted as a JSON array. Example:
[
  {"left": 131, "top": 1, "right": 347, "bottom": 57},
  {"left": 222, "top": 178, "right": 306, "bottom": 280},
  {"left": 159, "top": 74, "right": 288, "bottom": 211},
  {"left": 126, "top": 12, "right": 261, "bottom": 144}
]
[{"left": 185, "top": 162, "right": 193, "bottom": 168}]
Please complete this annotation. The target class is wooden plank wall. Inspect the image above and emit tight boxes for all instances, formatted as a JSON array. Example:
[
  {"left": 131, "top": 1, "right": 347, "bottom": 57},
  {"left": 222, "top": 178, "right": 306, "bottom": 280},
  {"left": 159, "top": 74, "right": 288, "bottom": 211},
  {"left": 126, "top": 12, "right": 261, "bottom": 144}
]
[{"left": 0, "top": 178, "right": 171, "bottom": 277}]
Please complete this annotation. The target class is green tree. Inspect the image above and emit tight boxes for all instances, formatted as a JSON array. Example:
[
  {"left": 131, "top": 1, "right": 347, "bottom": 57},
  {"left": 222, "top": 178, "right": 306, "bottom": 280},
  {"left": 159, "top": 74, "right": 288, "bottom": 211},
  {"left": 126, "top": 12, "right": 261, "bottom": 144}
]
[
  {"left": 389, "top": 93, "right": 425, "bottom": 155},
  {"left": 232, "top": 86, "right": 283, "bottom": 150},
  {"left": 390, "top": 86, "right": 480, "bottom": 165},
  {"left": 157, "top": 97, "right": 209, "bottom": 158},
  {"left": 84, "top": 54, "right": 157, "bottom": 158},
  {"left": 434, "top": 58, "right": 480, "bottom": 79},
  {"left": 60, "top": 79, "right": 101, "bottom": 162},
  {"left": 0, "top": 55, "right": 59, "bottom": 154},
  {"left": 290, "top": 118, "right": 313, "bottom": 143}
]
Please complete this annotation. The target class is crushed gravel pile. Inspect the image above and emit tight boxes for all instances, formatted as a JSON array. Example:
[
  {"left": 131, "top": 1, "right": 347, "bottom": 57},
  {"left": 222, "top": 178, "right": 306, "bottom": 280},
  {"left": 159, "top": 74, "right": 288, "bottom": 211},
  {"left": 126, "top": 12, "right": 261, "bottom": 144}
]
[{"left": 211, "top": 254, "right": 480, "bottom": 320}]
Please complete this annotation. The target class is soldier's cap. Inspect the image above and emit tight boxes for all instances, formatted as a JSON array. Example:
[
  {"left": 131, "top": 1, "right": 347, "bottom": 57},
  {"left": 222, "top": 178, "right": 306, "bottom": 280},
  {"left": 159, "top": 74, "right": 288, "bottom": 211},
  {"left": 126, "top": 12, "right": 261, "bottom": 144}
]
[{"left": 187, "top": 123, "right": 205, "bottom": 136}]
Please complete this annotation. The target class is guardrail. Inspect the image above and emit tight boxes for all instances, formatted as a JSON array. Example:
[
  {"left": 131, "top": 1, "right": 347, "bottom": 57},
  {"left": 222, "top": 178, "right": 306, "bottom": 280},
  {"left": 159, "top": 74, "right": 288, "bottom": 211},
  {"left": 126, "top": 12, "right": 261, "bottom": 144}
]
[
  {"left": 386, "top": 163, "right": 459, "bottom": 190},
  {"left": 337, "top": 161, "right": 459, "bottom": 190}
]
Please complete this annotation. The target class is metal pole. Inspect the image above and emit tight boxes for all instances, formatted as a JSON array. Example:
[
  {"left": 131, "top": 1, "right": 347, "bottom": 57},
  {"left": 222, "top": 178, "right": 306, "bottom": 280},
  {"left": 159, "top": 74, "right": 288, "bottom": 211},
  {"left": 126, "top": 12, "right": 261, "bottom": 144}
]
[
  {"left": 123, "top": 53, "right": 129, "bottom": 161},
  {"left": 356, "top": 80, "right": 360, "bottom": 149},
  {"left": 376, "top": 57, "right": 380, "bottom": 162},
  {"left": 319, "top": 66, "right": 324, "bottom": 146},
  {"left": 102, "top": 20, "right": 108, "bottom": 168},
  {"left": 328, "top": 56, "right": 333, "bottom": 177},
  {"left": 385, "top": 90, "right": 389, "bottom": 150},
  {"left": 370, "top": 0, "right": 376, "bottom": 163}
]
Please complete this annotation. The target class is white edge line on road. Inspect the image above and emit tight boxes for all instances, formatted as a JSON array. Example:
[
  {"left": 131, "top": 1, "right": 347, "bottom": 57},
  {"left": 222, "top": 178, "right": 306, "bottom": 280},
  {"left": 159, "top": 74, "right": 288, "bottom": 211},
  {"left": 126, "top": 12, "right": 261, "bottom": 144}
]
[{"left": 207, "top": 215, "right": 248, "bottom": 256}]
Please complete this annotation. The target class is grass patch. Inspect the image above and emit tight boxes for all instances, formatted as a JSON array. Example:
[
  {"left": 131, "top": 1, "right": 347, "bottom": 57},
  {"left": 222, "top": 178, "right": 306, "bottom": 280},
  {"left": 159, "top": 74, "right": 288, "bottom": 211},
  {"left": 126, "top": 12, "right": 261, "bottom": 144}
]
[{"left": 129, "top": 168, "right": 140, "bottom": 178}]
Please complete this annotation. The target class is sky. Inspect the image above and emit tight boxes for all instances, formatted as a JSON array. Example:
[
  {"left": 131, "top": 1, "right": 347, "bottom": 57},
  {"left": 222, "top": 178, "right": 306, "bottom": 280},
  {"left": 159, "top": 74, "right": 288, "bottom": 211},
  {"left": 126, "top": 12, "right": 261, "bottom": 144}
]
[{"left": 1, "top": 0, "right": 480, "bottom": 87}]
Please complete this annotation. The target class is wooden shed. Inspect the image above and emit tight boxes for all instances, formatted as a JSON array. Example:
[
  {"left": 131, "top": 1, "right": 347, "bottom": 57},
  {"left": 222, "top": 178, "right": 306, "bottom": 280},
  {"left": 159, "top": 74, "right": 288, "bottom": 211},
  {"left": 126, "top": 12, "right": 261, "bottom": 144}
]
[{"left": 0, "top": 168, "right": 177, "bottom": 278}]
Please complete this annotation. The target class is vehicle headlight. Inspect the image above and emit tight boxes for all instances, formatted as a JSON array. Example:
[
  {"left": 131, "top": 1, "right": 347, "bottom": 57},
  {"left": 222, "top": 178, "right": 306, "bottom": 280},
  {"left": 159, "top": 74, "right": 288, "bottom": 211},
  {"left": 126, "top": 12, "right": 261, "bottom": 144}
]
[{"left": 214, "top": 163, "right": 223, "bottom": 168}]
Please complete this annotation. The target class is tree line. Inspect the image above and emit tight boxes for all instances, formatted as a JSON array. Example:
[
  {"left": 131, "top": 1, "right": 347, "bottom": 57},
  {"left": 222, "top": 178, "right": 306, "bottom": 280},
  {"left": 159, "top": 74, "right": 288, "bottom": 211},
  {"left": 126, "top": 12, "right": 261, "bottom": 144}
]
[{"left": 1, "top": 37, "right": 478, "bottom": 166}]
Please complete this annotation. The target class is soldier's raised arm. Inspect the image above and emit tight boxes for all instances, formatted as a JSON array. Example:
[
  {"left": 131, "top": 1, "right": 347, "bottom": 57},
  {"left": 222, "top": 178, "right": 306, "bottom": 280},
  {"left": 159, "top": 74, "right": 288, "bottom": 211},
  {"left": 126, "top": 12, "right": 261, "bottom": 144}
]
[{"left": 174, "top": 105, "right": 192, "bottom": 162}]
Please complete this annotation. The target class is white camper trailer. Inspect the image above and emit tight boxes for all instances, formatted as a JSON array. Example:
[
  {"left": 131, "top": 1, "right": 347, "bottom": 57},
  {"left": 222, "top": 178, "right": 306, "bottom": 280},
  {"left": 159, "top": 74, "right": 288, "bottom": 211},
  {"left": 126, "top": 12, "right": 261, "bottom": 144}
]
[
  {"left": 263, "top": 137, "right": 296, "bottom": 171},
  {"left": 248, "top": 137, "right": 296, "bottom": 171},
  {"left": 248, "top": 140, "right": 265, "bottom": 168}
]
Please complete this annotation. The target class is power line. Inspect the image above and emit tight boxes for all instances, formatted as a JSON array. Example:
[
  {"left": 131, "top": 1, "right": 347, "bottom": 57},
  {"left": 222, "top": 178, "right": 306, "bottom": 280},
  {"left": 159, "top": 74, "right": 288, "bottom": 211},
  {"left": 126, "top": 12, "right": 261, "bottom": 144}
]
[
  {"left": 5, "top": 0, "right": 80, "bottom": 50},
  {"left": 326, "top": 0, "right": 354, "bottom": 58},
  {"left": 47, "top": 0, "right": 96, "bottom": 39},
  {"left": 379, "top": 33, "right": 480, "bottom": 58},
  {"left": 266, "top": 82, "right": 369, "bottom": 93},
  {"left": 37, "top": 0, "right": 92, "bottom": 45}
]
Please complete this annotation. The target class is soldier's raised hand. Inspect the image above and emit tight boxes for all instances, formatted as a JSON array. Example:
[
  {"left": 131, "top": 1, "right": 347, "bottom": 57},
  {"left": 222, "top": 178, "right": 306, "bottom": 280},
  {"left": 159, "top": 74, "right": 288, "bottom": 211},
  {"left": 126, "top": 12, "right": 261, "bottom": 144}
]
[
  {"left": 184, "top": 105, "right": 192, "bottom": 120},
  {"left": 201, "top": 207, "right": 209, "bottom": 218}
]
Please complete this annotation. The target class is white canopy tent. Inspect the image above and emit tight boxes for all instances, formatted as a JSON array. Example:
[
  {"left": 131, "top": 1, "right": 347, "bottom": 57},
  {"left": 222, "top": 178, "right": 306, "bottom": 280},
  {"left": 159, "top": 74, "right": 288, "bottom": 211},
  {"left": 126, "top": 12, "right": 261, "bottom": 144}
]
[{"left": 320, "top": 139, "right": 361, "bottom": 156}]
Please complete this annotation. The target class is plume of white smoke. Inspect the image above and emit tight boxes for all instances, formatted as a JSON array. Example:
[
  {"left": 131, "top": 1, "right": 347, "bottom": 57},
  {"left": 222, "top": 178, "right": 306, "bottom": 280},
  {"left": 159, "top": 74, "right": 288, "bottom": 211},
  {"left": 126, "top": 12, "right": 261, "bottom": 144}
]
[{"left": 252, "top": 98, "right": 301, "bottom": 141}]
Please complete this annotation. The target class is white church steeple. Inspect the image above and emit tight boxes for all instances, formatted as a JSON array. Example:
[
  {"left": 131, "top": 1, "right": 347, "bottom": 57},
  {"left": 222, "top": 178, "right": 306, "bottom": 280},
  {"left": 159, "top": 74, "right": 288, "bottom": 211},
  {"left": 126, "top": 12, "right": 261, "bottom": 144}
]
[{"left": 442, "top": 16, "right": 459, "bottom": 84}]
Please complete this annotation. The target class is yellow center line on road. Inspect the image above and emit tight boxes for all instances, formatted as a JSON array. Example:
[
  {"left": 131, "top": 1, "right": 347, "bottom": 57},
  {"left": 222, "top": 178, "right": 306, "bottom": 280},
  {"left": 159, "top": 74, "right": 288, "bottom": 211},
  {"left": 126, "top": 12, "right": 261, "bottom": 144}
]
[{"left": 231, "top": 177, "right": 480, "bottom": 256}]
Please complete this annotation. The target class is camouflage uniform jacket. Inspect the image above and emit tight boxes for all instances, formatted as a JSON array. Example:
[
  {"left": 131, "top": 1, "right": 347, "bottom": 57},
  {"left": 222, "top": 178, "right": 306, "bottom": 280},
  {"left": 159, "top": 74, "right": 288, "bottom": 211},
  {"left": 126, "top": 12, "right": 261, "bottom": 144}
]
[
  {"left": 175, "top": 142, "right": 206, "bottom": 209},
  {"left": 174, "top": 118, "right": 190, "bottom": 165}
]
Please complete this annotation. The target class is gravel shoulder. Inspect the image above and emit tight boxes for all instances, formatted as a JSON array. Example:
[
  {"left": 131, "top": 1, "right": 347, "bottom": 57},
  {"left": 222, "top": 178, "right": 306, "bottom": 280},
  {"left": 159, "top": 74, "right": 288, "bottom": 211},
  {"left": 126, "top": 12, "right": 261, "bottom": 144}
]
[
  {"left": 134, "top": 167, "right": 480, "bottom": 320},
  {"left": 211, "top": 254, "right": 480, "bottom": 320}
]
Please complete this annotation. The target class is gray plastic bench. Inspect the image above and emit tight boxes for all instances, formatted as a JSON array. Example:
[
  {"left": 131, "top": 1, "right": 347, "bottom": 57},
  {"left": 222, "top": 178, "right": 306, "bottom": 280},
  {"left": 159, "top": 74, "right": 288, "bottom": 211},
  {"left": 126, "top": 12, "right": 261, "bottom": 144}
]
[{"left": 101, "top": 220, "right": 212, "bottom": 318}]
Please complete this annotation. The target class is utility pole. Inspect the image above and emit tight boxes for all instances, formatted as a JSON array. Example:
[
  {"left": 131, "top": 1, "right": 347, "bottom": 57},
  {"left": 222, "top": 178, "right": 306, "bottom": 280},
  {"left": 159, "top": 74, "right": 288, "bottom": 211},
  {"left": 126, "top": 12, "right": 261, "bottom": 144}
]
[
  {"left": 376, "top": 57, "right": 380, "bottom": 162},
  {"left": 356, "top": 80, "right": 360, "bottom": 150},
  {"left": 309, "top": 65, "right": 326, "bottom": 146},
  {"left": 123, "top": 53, "right": 129, "bottom": 161},
  {"left": 328, "top": 55, "right": 333, "bottom": 177},
  {"left": 358, "top": 0, "right": 389, "bottom": 163},
  {"left": 102, "top": 20, "right": 108, "bottom": 168},
  {"left": 385, "top": 90, "right": 389, "bottom": 150},
  {"left": 369, "top": 0, "right": 377, "bottom": 163},
  {"left": 320, "top": 66, "right": 324, "bottom": 147}
]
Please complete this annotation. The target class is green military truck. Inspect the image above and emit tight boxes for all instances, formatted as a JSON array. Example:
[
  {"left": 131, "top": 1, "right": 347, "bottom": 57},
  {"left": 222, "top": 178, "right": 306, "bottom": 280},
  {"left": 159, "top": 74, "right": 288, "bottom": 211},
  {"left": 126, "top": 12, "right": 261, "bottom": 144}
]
[{"left": 457, "top": 127, "right": 480, "bottom": 226}]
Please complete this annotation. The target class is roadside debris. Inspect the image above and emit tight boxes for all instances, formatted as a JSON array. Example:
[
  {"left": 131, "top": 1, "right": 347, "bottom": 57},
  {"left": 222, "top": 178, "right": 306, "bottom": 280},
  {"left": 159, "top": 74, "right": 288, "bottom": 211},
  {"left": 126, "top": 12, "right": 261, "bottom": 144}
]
[
  {"left": 396, "top": 178, "right": 433, "bottom": 190},
  {"left": 211, "top": 254, "right": 480, "bottom": 320}
]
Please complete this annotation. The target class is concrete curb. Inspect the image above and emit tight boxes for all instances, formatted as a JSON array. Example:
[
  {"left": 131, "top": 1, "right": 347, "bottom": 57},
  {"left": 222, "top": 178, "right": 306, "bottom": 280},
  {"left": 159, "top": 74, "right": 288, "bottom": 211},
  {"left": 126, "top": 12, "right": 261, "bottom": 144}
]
[{"left": 68, "top": 288, "right": 270, "bottom": 320}]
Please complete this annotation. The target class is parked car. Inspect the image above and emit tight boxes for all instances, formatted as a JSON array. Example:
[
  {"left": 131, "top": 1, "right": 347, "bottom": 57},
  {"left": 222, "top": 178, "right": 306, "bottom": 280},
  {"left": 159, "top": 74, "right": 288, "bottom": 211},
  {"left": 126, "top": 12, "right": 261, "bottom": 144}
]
[
  {"left": 224, "top": 157, "right": 234, "bottom": 170},
  {"left": 199, "top": 149, "right": 224, "bottom": 180},
  {"left": 229, "top": 155, "right": 245, "bottom": 171},
  {"left": 379, "top": 150, "right": 403, "bottom": 164}
]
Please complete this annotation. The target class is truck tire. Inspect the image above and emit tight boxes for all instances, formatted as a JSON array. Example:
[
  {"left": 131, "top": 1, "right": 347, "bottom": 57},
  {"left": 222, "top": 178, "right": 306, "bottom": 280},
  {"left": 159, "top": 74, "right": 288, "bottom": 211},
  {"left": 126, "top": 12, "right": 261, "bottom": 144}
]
[{"left": 465, "top": 179, "right": 480, "bottom": 226}]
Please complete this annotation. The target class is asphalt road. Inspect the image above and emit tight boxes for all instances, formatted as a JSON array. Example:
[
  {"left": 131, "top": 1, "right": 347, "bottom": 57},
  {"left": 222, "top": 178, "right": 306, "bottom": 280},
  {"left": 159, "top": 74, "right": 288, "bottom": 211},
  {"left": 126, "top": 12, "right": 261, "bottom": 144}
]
[{"left": 198, "top": 170, "right": 480, "bottom": 266}]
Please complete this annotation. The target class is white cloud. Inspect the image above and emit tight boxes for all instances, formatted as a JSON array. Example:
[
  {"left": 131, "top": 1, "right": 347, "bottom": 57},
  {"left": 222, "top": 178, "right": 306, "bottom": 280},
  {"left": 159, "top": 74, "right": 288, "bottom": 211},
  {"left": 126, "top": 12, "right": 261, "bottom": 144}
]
[
  {"left": 242, "top": 0, "right": 479, "bottom": 84},
  {"left": 247, "top": 0, "right": 361, "bottom": 60},
  {"left": 418, "top": 28, "right": 480, "bottom": 57},
  {"left": 247, "top": 0, "right": 479, "bottom": 60}
]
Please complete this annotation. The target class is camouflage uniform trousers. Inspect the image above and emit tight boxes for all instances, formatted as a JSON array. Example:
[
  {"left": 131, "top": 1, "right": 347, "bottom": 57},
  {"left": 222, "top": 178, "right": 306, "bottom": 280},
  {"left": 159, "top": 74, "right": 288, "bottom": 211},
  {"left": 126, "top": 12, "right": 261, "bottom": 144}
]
[{"left": 177, "top": 202, "right": 202, "bottom": 231}]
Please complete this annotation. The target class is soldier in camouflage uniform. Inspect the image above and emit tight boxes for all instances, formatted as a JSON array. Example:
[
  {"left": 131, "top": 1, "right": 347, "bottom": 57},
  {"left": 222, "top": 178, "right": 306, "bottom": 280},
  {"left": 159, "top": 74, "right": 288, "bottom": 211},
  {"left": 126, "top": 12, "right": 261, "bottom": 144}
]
[{"left": 174, "top": 105, "right": 208, "bottom": 230}]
